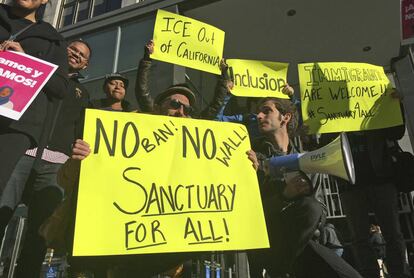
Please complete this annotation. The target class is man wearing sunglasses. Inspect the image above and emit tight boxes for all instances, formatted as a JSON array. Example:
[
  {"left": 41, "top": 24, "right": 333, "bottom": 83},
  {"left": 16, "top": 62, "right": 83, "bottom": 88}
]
[
  {"left": 51, "top": 82, "right": 198, "bottom": 277},
  {"left": 135, "top": 40, "right": 228, "bottom": 121},
  {"left": 153, "top": 84, "right": 195, "bottom": 118}
]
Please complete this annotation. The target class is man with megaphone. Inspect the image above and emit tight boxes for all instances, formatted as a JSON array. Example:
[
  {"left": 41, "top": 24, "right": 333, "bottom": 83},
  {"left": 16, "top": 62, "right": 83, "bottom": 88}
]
[{"left": 247, "top": 97, "right": 361, "bottom": 278}]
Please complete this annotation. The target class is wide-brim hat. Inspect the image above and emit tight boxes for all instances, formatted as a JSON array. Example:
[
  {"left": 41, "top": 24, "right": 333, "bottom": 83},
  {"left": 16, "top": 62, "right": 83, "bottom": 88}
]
[
  {"left": 104, "top": 73, "right": 129, "bottom": 88},
  {"left": 154, "top": 85, "right": 196, "bottom": 107}
]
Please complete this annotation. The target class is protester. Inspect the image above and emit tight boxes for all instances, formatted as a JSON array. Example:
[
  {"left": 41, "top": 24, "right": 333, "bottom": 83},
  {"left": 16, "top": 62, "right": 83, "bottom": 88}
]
[
  {"left": 321, "top": 223, "right": 344, "bottom": 257},
  {"left": 90, "top": 72, "right": 137, "bottom": 112},
  {"left": 46, "top": 84, "right": 203, "bottom": 277},
  {"left": 370, "top": 224, "right": 387, "bottom": 278},
  {"left": 370, "top": 224, "right": 386, "bottom": 261},
  {"left": 247, "top": 97, "right": 362, "bottom": 278},
  {"left": 0, "top": 39, "right": 91, "bottom": 278},
  {"left": 135, "top": 40, "right": 232, "bottom": 120},
  {"left": 0, "top": 0, "right": 68, "bottom": 217},
  {"left": 214, "top": 84, "right": 296, "bottom": 141},
  {"left": 319, "top": 92, "right": 411, "bottom": 278}
]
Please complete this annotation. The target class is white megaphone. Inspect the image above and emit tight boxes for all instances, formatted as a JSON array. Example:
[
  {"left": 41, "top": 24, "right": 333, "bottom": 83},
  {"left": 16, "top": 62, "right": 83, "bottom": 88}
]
[{"left": 266, "top": 133, "right": 355, "bottom": 184}]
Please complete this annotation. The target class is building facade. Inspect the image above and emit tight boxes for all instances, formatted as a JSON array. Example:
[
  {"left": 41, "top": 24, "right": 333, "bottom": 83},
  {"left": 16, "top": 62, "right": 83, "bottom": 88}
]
[{"left": 25, "top": 0, "right": 414, "bottom": 276}]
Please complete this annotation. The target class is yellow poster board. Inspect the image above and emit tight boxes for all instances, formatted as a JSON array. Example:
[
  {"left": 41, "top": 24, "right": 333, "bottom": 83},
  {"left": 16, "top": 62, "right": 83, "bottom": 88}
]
[
  {"left": 73, "top": 109, "right": 269, "bottom": 256},
  {"left": 151, "top": 9, "right": 225, "bottom": 75},
  {"left": 298, "top": 62, "right": 403, "bottom": 134},
  {"left": 227, "top": 59, "right": 289, "bottom": 98}
]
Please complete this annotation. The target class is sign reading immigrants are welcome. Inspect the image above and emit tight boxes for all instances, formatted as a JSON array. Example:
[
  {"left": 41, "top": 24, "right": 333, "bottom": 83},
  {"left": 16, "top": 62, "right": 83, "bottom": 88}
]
[
  {"left": 299, "top": 62, "right": 403, "bottom": 134},
  {"left": 151, "top": 9, "right": 225, "bottom": 75},
  {"left": 73, "top": 109, "right": 269, "bottom": 256}
]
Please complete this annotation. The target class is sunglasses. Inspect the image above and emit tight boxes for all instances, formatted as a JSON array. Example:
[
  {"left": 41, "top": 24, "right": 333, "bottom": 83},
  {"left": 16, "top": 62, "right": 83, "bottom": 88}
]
[{"left": 169, "top": 99, "right": 193, "bottom": 115}]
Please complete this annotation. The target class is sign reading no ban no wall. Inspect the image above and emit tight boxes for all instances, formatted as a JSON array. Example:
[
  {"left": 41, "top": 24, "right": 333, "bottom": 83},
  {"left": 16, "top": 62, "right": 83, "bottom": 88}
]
[{"left": 73, "top": 110, "right": 269, "bottom": 256}]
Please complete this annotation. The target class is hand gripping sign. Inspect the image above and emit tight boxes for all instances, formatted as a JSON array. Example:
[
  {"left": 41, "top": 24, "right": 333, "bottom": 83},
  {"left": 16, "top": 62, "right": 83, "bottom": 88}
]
[
  {"left": 73, "top": 109, "right": 269, "bottom": 256},
  {"left": 151, "top": 9, "right": 225, "bottom": 75},
  {"left": 0, "top": 51, "right": 58, "bottom": 120}
]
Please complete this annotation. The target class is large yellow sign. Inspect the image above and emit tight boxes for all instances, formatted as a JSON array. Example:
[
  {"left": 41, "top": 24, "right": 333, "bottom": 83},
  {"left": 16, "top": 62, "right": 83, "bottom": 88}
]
[
  {"left": 151, "top": 9, "right": 225, "bottom": 75},
  {"left": 227, "top": 59, "right": 289, "bottom": 98},
  {"left": 298, "top": 62, "right": 403, "bottom": 134},
  {"left": 73, "top": 109, "right": 269, "bottom": 256}
]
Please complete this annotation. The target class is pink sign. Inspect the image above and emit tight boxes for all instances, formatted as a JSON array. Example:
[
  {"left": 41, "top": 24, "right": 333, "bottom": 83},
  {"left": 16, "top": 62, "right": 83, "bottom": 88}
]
[
  {"left": 0, "top": 51, "right": 58, "bottom": 120},
  {"left": 402, "top": 0, "right": 414, "bottom": 45}
]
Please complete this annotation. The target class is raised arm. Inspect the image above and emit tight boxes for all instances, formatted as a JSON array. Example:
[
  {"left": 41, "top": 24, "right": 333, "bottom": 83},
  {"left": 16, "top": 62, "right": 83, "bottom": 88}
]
[
  {"left": 200, "top": 59, "right": 234, "bottom": 120},
  {"left": 135, "top": 40, "right": 154, "bottom": 113}
]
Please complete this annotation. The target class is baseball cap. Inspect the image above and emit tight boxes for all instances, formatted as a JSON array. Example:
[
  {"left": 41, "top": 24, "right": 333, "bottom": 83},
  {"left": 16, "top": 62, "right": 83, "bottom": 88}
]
[{"left": 104, "top": 73, "right": 129, "bottom": 88}]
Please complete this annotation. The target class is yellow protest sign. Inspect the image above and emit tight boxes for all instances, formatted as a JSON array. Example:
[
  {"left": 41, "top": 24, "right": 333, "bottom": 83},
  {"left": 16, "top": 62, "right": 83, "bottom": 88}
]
[
  {"left": 73, "top": 109, "right": 269, "bottom": 256},
  {"left": 298, "top": 62, "right": 403, "bottom": 134},
  {"left": 227, "top": 59, "right": 289, "bottom": 99},
  {"left": 151, "top": 9, "right": 225, "bottom": 75}
]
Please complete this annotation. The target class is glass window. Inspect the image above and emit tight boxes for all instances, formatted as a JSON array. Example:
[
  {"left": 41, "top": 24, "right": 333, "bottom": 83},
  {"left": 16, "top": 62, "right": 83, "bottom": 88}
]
[
  {"left": 73, "top": 14, "right": 180, "bottom": 111},
  {"left": 76, "top": 0, "right": 91, "bottom": 23},
  {"left": 60, "top": 5, "right": 75, "bottom": 28},
  {"left": 92, "top": 0, "right": 106, "bottom": 17},
  {"left": 59, "top": 0, "right": 121, "bottom": 27},
  {"left": 82, "top": 28, "right": 118, "bottom": 79},
  {"left": 117, "top": 17, "right": 155, "bottom": 71},
  {"left": 106, "top": 0, "right": 122, "bottom": 13},
  {"left": 93, "top": 0, "right": 121, "bottom": 17}
]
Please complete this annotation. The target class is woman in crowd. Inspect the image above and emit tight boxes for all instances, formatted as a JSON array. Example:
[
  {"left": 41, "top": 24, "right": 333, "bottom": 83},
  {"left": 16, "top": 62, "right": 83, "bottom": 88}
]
[{"left": 0, "top": 0, "right": 68, "bottom": 220}]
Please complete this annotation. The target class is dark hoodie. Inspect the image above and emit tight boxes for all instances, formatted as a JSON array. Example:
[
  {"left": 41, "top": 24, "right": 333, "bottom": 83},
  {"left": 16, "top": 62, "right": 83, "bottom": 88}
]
[{"left": 0, "top": 4, "right": 68, "bottom": 144}]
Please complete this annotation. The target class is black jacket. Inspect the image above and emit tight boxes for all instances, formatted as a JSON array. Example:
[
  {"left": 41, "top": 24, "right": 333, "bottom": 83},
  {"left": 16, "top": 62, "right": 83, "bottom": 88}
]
[
  {"left": 47, "top": 75, "right": 89, "bottom": 156},
  {"left": 89, "top": 98, "right": 136, "bottom": 112},
  {"left": 0, "top": 4, "right": 68, "bottom": 144}
]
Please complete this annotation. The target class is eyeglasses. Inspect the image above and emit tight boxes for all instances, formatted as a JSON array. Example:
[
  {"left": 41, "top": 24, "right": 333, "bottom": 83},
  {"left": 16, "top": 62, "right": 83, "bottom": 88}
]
[
  {"left": 169, "top": 99, "right": 193, "bottom": 115},
  {"left": 68, "top": 46, "right": 89, "bottom": 61}
]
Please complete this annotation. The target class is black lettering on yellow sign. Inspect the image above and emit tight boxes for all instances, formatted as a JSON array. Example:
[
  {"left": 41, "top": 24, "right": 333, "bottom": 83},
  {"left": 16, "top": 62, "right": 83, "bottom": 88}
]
[
  {"left": 124, "top": 219, "right": 167, "bottom": 250},
  {"left": 303, "top": 65, "right": 385, "bottom": 86},
  {"left": 182, "top": 125, "right": 247, "bottom": 167},
  {"left": 229, "top": 67, "right": 286, "bottom": 92},
  {"left": 184, "top": 217, "right": 230, "bottom": 244},
  {"left": 160, "top": 17, "right": 191, "bottom": 37},
  {"left": 113, "top": 167, "right": 237, "bottom": 216},
  {"left": 93, "top": 119, "right": 178, "bottom": 157}
]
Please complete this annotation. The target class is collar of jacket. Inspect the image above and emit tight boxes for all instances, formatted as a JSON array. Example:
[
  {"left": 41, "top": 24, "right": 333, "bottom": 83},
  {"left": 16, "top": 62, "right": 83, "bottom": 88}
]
[
  {"left": 68, "top": 71, "right": 85, "bottom": 81},
  {"left": 252, "top": 136, "right": 295, "bottom": 158}
]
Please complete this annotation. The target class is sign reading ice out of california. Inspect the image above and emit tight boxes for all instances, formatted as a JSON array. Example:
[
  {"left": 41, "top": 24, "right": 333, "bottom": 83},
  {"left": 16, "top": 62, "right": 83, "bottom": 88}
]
[
  {"left": 0, "top": 51, "right": 58, "bottom": 120},
  {"left": 73, "top": 110, "right": 269, "bottom": 256},
  {"left": 151, "top": 9, "right": 225, "bottom": 75}
]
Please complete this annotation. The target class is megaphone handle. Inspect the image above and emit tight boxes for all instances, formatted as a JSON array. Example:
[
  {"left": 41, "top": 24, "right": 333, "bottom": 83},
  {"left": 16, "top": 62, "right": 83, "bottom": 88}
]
[{"left": 268, "top": 154, "right": 300, "bottom": 176}]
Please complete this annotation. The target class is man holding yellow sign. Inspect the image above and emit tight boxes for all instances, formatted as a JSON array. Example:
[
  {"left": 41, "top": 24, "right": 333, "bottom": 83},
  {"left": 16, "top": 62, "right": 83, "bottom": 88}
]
[{"left": 56, "top": 83, "right": 268, "bottom": 276}]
